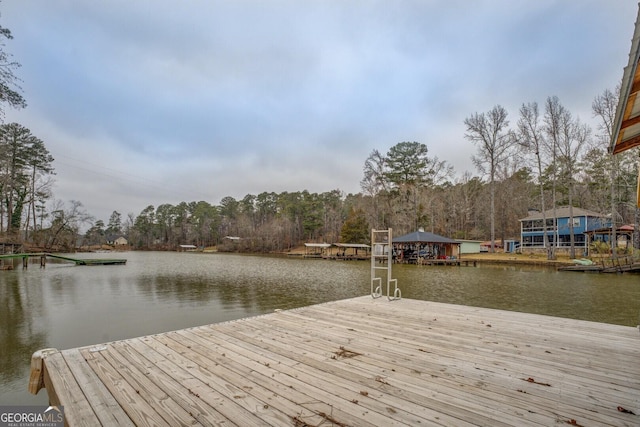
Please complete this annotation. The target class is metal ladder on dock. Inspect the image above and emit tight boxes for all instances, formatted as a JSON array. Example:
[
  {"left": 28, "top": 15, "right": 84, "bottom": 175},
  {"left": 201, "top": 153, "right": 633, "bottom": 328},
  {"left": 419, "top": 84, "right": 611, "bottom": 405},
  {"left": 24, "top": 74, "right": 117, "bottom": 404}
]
[{"left": 371, "top": 228, "right": 401, "bottom": 301}]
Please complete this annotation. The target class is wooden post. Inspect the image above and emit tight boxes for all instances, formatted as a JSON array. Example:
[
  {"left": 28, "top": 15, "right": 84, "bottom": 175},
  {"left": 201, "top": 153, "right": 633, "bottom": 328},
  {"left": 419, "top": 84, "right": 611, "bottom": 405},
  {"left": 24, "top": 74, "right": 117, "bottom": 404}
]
[
  {"left": 29, "top": 348, "right": 58, "bottom": 395},
  {"left": 40, "top": 254, "right": 46, "bottom": 268},
  {"left": 22, "top": 256, "right": 28, "bottom": 269}
]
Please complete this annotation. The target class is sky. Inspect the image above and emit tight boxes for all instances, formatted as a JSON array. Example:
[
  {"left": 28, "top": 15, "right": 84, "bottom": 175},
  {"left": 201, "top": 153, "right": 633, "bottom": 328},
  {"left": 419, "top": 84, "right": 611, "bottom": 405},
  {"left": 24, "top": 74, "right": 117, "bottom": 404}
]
[{"left": 1, "top": 1, "right": 637, "bottom": 223}]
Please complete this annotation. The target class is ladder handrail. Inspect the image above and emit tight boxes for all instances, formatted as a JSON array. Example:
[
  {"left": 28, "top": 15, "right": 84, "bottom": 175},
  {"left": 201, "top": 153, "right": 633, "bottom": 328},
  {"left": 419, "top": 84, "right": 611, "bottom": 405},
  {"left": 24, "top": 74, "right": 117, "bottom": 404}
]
[{"left": 371, "top": 228, "right": 401, "bottom": 301}]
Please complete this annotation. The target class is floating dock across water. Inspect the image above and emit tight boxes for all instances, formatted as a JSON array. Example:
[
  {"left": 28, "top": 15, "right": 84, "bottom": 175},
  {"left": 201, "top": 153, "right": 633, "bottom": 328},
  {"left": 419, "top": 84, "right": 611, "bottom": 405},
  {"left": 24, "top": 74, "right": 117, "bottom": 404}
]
[
  {"left": 29, "top": 296, "right": 639, "bottom": 426},
  {"left": 0, "top": 252, "right": 126, "bottom": 268},
  {"left": 43, "top": 253, "right": 127, "bottom": 266}
]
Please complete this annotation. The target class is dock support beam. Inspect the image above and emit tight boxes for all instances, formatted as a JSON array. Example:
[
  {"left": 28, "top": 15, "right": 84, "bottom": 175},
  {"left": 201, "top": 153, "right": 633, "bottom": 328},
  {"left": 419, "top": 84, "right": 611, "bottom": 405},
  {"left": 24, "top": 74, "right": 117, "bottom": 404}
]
[{"left": 29, "top": 348, "right": 58, "bottom": 395}]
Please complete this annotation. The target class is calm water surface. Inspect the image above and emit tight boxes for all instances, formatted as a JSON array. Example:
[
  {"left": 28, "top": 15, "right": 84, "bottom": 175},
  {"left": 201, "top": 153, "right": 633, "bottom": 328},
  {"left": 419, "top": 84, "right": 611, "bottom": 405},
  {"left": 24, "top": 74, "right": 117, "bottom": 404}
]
[{"left": 1, "top": 251, "right": 638, "bottom": 405}]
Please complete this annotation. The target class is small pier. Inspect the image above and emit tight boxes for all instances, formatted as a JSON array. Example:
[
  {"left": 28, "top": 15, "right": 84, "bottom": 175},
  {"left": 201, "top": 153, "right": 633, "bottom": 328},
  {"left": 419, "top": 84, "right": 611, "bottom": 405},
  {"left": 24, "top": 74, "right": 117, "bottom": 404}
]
[
  {"left": 417, "top": 258, "right": 477, "bottom": 266},
  {"left": 558, "top": 255, "right": 640, "bottom": 273},
  {"left": 324, "top": 254, "right": 370, "bottom": 261},
  {"left": 45, "top": 253, "right": 127, "bottom": 266},
  {"left": 0, "top": 253, "right": 127, "bottom": 269},
  {"left": 29, "top": 297, "right": 639, "bottom": 426}
]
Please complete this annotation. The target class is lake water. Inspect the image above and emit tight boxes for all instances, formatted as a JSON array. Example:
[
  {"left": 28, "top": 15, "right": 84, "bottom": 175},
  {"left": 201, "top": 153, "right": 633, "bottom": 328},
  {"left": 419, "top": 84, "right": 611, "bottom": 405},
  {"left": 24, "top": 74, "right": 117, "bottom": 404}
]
[{"left": 1, "top": 251, "right": 638, "bottom": 405}]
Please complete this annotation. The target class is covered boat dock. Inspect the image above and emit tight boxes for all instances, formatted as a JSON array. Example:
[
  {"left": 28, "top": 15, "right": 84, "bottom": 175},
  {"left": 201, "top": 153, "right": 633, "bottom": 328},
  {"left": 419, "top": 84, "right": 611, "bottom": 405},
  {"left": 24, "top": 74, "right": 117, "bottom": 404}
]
[
  {"left": 301, "top": 243, "right": 371, "bottom": 260},
  {"left": 327, "top": 243, "right": 371, "bottom": 260},
  {"left": 393, "top": 229, "right": 461, "bottom": 264}
]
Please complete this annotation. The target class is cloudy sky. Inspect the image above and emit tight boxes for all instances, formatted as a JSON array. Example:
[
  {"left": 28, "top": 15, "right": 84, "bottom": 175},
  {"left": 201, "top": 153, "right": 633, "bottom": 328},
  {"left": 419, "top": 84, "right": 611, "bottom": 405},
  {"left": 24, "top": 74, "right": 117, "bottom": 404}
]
[{"left": 2, "top": 1, "right": 637, "bottom": 223}]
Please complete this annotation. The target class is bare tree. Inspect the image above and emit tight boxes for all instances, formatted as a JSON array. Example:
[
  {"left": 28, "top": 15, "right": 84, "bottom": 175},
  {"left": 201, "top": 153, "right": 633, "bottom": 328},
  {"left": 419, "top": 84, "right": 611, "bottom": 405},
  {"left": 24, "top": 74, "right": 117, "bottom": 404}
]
[
  {"left": 557, "top": 112, "right": 590, "bottom": 258},
  {"left": 543, "top": 97, "right": 593, "bottom": 258},
  {"left": 494, "top": 159, "right": 532, "bottom": 246},
  {"left": 543, "top": 96, "right": 564, "bottom": 255},
  {"left": 592, "top": 87, "right": 640, "bottom": 253},
  {"left": 360, "top": 149, "right": 390, "bottom": 228},
  {"left": 46, "top": 200, "right": 93, "bottom": 251},
  {"left": 592, "top": 88, "right": 618, "bottom": 255},
  {"left": 518, "top": 102, "right": 554, "bottom": 259},
  {"left": 0, "top": 20, "right": 26, "bottom": 119},
  {"left": 592, "top": 88, "right": 618, "bottom": 139},
  {"left": 464, "top": 105, "right": 516, "bottom": 252},
  {"left": 451, "top": 172, "right": 484, "bottom": 239}
]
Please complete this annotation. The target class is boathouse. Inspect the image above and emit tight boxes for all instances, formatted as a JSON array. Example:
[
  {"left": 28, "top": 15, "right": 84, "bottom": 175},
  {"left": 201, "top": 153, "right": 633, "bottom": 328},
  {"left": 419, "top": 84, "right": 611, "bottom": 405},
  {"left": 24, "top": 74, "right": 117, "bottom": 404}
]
[
  {"left": 303, "top": 242, "right": 331, "bottom": 258},
  {"left": 519, "top": 207, "right": 610, "bottom": 252},
  {"left": 302, "top": 243, "right": 371, "bottom": 260},
  {"left": 393, "top": 229, "right": 460, "bottom": 263},
  {"left": 329, "top": 243, "right": 371, "bottom": 260}
]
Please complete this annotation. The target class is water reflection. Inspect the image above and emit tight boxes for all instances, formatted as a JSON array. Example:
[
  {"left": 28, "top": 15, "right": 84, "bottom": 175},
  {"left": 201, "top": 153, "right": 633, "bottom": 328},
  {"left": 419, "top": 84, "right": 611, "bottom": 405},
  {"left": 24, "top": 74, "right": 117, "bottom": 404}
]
[
  {"left": 0, "top": 251, "right": 638, "bottom": 405},
  {"left": 135, "top": 254, "right": 362, "bottom": 313},
  {"left": 395, "top": 263, "right": 640, "bottom": 325},
  {"left": 0, "top": 273, "right": 47, "bottom": 402}
]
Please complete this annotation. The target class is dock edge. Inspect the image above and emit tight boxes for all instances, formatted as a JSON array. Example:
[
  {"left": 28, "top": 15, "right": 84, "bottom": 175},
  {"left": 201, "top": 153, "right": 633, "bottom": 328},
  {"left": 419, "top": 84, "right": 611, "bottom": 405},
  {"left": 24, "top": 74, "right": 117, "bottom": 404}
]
[{"left": 29, "top": 348, "right": 59, "bottom": 395}]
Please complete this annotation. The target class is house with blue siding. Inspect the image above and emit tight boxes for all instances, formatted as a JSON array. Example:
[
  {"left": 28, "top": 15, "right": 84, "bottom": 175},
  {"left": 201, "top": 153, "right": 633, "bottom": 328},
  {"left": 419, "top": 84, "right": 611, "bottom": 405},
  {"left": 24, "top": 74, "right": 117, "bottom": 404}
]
[{"left": 519, "top": 207, "right": 610, "bottom": 251}]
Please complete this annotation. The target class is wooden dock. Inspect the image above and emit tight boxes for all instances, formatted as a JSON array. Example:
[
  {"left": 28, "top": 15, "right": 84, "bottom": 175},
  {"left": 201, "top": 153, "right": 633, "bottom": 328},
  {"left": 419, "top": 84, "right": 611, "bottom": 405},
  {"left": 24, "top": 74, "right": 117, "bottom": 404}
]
[
  {"left": 45, "top": 253, "right": 127, "bottom": 266},
  {"left": 418, "top": 258, "right": 477, "bottom": 266},
  {"left": 0, "top": 253, "right": 127, "bottom": 268},
  {"left": 29, "top": 297, "right": 639, "bottom": 426},
  {"left": 558, "top": 256, "right": 640, "bottom": 273}
]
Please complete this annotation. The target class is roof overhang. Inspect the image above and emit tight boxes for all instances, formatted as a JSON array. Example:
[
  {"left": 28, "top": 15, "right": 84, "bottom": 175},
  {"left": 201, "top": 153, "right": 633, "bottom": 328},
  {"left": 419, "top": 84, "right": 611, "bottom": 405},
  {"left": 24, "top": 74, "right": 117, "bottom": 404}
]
[
  {"left": 611, "top": 4, "right": 640, "bottom": 155},
  {"left": 611, "top": 4, "right": 640, "bottom": 208},
  {"left": 392, "top": 231, "right": 460, "bottom": 244}
]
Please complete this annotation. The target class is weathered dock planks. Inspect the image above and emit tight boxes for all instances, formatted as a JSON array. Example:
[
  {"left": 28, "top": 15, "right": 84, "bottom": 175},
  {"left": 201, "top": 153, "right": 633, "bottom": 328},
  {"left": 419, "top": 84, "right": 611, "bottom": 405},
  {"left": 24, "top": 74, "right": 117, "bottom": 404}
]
[{"left": 29, "top": 296, "right": 640, "bottom": 426}]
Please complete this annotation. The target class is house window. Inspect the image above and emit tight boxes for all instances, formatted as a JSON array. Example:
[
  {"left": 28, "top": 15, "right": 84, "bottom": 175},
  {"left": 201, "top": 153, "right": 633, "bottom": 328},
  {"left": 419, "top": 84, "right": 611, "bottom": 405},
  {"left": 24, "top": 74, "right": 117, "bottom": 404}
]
[{"left": 521, "top": 219, "right": 556, "bottom": 233}]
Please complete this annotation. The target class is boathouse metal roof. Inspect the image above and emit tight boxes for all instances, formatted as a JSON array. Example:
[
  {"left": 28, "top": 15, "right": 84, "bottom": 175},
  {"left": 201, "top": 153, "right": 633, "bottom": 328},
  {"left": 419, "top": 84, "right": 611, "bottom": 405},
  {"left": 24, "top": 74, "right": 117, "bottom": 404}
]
[
  {"left": 333, "top": 243, "right": 370, "bottom": 248},
  {"left": 304, "top": 243, "right": 370, "bottom": 248},
  {"left": 304, "top": 243, "right": 331, "bottom": 248},
  {"left": 393, "top": 230, "right": 459, "bottom": 244}
]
